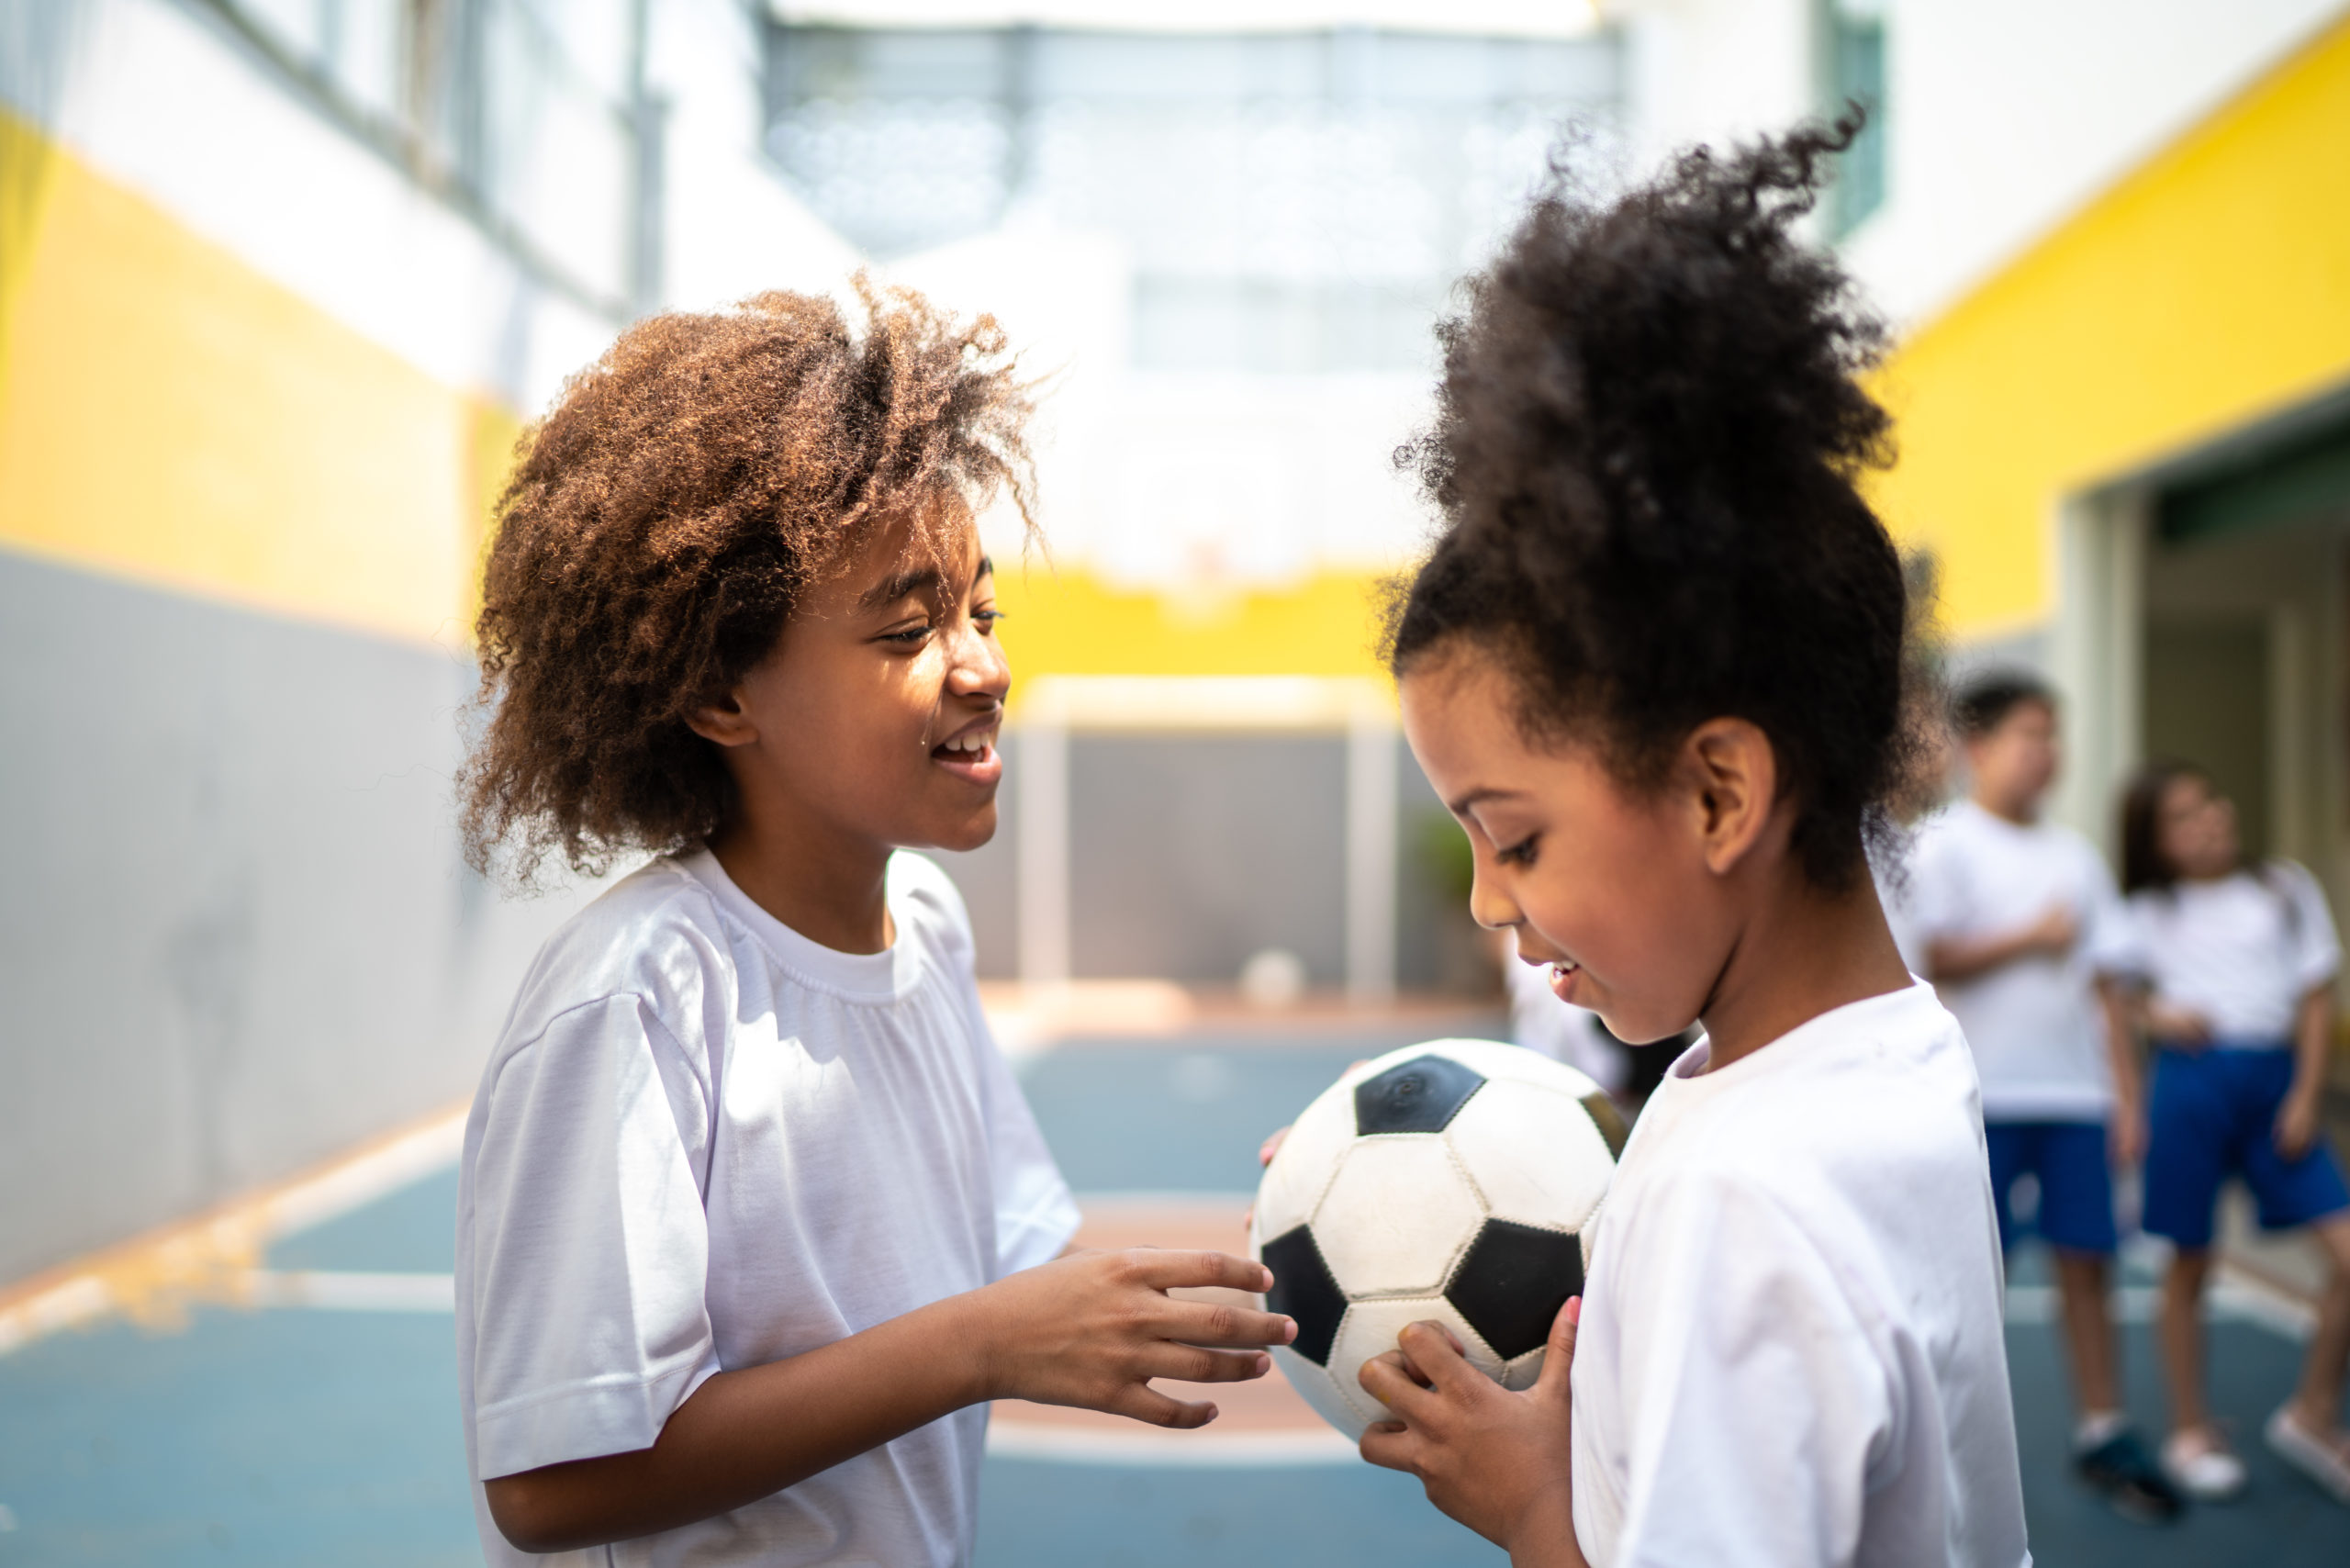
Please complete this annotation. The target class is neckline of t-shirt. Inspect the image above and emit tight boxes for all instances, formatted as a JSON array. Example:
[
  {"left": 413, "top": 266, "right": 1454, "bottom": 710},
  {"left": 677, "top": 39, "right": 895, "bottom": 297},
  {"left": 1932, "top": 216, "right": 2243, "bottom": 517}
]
[
  {"left": 674, "top": 848, "right": 920, "bottom": 1004},
  {"left": 1662, "top": 980, "right": 1940, "bottom": 1092}
]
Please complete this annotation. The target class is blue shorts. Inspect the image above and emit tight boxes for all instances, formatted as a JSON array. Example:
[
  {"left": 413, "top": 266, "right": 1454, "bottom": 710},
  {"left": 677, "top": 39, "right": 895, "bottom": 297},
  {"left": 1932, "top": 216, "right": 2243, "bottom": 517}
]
[
  {"left": 2143, "top": 1045, "right": 2350, "bottom": 1250},
  {"left": 1985, "top": 1120, "right": 2118, "bottom": 1255}
]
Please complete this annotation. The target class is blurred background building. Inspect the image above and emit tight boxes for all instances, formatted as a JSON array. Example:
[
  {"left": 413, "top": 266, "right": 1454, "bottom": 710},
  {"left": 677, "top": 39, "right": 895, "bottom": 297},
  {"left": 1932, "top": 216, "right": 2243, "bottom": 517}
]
[{"left": 5, "top": 0, "right": 2349, "bottom": 1307}]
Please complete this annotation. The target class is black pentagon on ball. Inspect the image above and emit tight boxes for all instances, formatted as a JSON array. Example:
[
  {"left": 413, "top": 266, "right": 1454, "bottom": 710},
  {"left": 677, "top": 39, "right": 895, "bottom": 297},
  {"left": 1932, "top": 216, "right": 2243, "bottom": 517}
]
[
  {"left": 1445, "top": 1218, "right": 1585, "bottom": 1361},
  {"left": 1261, "top": 1224, "right": 1348, "bottom": 1367},
  {"left": 1353, "top": 1053, "right": 1485, "bottom": 1136}
]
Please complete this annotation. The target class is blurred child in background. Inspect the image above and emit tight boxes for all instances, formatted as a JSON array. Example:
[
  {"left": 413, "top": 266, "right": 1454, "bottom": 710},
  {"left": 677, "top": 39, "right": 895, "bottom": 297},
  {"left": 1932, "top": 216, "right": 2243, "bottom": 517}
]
[
  {"left": 2117, "top": 760, "right": 2350, "bottom": 1505},
  {"left": 1909, "top": 674, "right": 2178, "bottom": 1520}
]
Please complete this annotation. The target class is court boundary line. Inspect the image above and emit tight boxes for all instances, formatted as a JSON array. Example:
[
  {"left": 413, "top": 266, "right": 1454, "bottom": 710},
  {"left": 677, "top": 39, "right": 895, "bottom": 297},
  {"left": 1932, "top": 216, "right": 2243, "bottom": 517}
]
[{"left": 0, "top": 1103, "right": 466, "bottom": 1356}]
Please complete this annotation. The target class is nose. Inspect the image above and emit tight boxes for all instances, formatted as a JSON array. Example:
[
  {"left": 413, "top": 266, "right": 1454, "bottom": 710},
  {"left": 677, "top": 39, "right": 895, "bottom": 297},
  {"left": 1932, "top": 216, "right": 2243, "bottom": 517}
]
[
  {"left": 945, "top": 612, "right": 1010, "bottom": 706},
  {"left": 1466, "top": 858, "right": 1523, "bottom": 934}
]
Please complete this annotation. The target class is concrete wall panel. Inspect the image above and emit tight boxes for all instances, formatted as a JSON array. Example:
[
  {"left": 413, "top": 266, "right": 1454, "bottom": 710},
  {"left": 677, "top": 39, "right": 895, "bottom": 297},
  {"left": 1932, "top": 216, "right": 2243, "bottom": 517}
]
[{"left": 0, "top": 551, "right": 590, "bottom": 1283}]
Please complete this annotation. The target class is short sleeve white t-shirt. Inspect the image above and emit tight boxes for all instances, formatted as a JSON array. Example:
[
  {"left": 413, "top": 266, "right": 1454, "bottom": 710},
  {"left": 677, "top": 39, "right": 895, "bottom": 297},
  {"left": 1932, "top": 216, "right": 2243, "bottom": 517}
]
[
  {"left": 1571, "top": 983, "right": 2030, "bottom": 1568},
  {"left": 2121, "top": 862, "right": 2342, "bottom": 1044},
  {"left": 455, "top": 849, "right": 1080, "bottom": 1568},
  {"left": 1908, "top": 800, "right": 2134, "bottom": 1120}
]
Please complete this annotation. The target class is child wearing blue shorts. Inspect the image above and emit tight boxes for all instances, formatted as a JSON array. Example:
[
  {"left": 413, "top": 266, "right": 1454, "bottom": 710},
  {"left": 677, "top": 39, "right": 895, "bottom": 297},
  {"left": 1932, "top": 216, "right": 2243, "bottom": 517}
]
[
  {"left": 1910, "top": 674, "right": 2178, "bottom": 1519},
  {"left": 2118, "top": 760, "right": 2350, "bottom": 1506}
]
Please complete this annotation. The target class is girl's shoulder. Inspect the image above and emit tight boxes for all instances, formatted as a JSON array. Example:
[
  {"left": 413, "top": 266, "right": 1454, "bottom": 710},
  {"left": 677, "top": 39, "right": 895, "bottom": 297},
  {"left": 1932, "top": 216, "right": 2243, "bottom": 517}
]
[{"left": 496, "top": 857, "right": 737, "bottom": 1062}]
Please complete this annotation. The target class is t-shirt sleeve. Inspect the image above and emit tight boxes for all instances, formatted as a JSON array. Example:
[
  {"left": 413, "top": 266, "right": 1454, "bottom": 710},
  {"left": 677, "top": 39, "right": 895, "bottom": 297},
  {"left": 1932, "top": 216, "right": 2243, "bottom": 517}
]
[
  {"left": 1604, "top": 1175, "right": 1897, "bottom": 1568},
  {"left": 465, "top": 993, "right": 720, "bottom": 1480},
  {"left": 977, "top": 1023, "right": 1082, "bottom": 1275},
  {"left": 2280, "top": 861, "right": 2344, "bottom": 995},
  {"left": 893, "top": 851, "right": 1081, "bottom": 1275}
]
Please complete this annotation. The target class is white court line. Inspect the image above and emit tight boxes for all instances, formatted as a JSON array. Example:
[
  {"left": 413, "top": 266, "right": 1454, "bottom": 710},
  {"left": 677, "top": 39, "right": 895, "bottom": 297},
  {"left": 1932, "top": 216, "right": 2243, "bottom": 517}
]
[
  {"left": 241, "top": 1271, "right": 456, "bottom": 1313},
  {"left": 985, "top": 1420, "right": 1358, "bottom": 1467},
  {"left": 0, "top": 1104, "right": 466, "bottom": 1356}
]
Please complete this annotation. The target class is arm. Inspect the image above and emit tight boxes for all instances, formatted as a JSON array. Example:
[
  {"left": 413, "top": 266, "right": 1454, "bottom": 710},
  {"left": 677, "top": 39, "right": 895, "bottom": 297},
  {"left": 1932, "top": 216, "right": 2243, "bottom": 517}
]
[
  {"left": 2276, "top": 981, "right": 2336, "bottom": 1160},
  {"left": 1925, "top": 903, "right": 2075, "bottom": 983},
  {"left": 487, "top": 1248, "right": 1291, "bottom": 1552},
  {"left": 2096, "top": 976, "right": 2147, "bottom": 1166}
]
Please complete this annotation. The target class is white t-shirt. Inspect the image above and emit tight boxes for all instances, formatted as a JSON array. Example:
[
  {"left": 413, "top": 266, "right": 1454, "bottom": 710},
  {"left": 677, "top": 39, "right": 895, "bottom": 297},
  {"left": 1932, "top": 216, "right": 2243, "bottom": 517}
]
[
  {"left": 2120, "top": 862, "right": 2341, "bottom": 1044},
  {"left": 455, "top": 849, "right": 1080, "bottom": 1568},
  {"left": 1572, "top": 983, "right": 2030, "bottom": 1568},
  {"left": 1908, "top": 800, "right": 2134, "bottom": 1120}
]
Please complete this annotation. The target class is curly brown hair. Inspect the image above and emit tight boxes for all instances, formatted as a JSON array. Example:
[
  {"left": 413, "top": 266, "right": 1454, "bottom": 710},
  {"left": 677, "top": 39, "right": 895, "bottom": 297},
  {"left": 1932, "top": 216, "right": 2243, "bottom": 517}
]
[
  {"left": 461, "top": 281, "right": 1035, "bottom": 881},
  {"left": 1387, "top": 116, "right": 1919, "bottom": 891}
]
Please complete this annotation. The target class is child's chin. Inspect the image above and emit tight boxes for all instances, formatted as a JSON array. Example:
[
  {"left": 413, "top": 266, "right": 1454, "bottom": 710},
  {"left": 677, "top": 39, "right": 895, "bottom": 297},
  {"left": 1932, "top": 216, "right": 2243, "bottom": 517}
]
[{"left": 919, "top": 804, "right": 1000, "bottom": 855}]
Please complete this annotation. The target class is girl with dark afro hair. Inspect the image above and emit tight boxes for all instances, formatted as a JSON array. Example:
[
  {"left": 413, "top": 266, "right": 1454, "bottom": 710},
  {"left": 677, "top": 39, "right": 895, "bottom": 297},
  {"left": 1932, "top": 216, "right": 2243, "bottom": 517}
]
[
  {"left": 1343, "top": 124, "right": 2031, "bottom": 1567},
  {"left": 452, "top": 285, "right": 1292, "bottom": 1566}
]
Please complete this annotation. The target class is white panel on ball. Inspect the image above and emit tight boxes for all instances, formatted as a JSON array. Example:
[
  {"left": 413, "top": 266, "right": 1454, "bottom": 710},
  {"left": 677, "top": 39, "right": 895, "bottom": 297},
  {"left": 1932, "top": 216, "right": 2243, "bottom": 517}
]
[
  {"left": 1310, "top": 1137, "right": 1485, "bottom": 1298},
  {"left": 1445, "top": 1081, "right": 1615, "bottom": 1229},
  {"left": 1251, "top": 1080, "right": 1360, "bottom": 1240},
  {"left": 1328, "top": 1296, "right": 1505, "bottom": 1432}
]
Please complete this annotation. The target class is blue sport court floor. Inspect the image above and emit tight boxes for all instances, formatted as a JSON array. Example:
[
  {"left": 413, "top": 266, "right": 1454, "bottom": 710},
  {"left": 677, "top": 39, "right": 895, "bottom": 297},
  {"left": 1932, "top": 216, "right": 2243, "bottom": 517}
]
[{"left": 5, "top": 1015, "right": 2348, "bottom": 1566}]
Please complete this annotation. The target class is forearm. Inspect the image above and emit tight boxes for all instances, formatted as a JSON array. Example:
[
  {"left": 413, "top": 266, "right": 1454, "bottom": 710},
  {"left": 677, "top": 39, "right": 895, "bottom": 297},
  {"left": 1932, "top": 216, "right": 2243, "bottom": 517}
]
[
  {"left": 486, "top": 1292, "right": 990, "bottom": 1552},
  {"left": 2291, "top": 987, "right": 2334, "bottom": 1100},
  {"left": 1508, "top": 1495, "right": 1589, "bottom": 1568},
  {"left": 2097, "top": 979, "right": 2143, "bottom": 1103}
]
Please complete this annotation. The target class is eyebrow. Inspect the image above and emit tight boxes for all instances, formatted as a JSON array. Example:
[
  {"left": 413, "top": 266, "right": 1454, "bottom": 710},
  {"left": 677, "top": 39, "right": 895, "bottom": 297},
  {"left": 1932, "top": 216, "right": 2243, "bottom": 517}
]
[
  {"left": 1444, "top": 786, "right": 1524, "bottom": 815},
  {"left": 856, "top": 555, "right": 993, "bottom": 612}
]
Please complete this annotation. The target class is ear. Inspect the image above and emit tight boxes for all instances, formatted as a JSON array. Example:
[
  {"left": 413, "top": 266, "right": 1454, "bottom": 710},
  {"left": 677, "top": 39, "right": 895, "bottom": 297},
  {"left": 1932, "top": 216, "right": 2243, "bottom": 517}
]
[
  {"left": 1681, "top": 718, "right": 1781, "bottom": 876},
  {"left": 684, "top": 685, "right": 759, "bottom": 748}
]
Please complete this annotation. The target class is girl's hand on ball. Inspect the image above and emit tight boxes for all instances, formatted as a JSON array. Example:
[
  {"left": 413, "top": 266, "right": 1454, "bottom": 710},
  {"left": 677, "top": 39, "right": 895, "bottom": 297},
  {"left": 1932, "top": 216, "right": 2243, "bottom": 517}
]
[
  {"left": 971, "top": 1249, "right": 1296, "bottom": 1429},
  {"left": 1359, "top": 1300, "right": 1588, "bottom": 1568}
]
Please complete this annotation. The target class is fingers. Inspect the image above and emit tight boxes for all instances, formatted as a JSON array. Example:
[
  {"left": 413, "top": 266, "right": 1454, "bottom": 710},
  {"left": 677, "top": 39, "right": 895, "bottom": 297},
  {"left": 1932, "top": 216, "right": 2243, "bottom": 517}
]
[
  {"left": 1108, "top": 1384, "right": 1217, "bottom": 1429},
  {"left": 1259, "top": 1125, "right": 1292, "bottom": 1167},
  {"left": 1165, "top": 1294, "right": 1297, "bottom": 1349},
  {"left": 1393, "top": 1318, "right": 1478, "bottom": 1394},
  {"left": 1533, "top": 1295, "right": 1580, "bottom": 1399},
  {"left": 1128, "top": 1248, "right": 1278, "bottom": 1297},
  {"left": 1359, "top": 1420, "right": 1421, "bottom": 1473},
  {"left": 1358, "top": 1348, "right": 1439, "bottom": 1421},
  {"left": 1141, "top": 1345, "right": 1272, "bottom": 1385}
]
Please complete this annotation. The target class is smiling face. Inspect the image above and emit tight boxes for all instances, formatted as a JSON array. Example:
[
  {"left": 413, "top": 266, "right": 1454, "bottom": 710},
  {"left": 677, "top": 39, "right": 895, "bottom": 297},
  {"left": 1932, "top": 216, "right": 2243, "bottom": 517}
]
[
  {"left": 693, "top": 514, "right": 1009, "bottom": 863},
  {"left": 1398, "top": 644, "right": 1747, "bottom": 1047}
]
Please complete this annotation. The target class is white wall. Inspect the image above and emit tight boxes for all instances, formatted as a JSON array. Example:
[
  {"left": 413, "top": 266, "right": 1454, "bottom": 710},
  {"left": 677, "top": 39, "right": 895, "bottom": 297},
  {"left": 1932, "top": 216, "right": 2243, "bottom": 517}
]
[
  {"left": 1847, "top": 0, "right": 2347, "bottom": 327},
  {"left": 1608, "top": 0, "right": 2350, "bottom": 330}
]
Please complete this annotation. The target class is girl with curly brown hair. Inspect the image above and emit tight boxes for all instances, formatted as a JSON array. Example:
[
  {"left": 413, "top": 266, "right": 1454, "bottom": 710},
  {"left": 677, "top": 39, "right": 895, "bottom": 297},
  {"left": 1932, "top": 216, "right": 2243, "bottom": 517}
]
[
  {"left": 1331, "top": 123, "right": 2031, "bottom": 1567},
  {"left": 449, "top": 285, "right": 1294, "bottom": 1566}
]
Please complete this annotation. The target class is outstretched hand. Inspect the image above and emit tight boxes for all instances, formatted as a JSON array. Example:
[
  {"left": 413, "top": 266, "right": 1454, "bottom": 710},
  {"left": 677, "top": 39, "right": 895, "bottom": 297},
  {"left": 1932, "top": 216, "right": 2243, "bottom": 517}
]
[
  {"left": 975, "top": 1249, "right": 1296, "bottom": 1429},
  {"left": 1358, "top": 1300, "right": 1588, "bottom": 1568}
]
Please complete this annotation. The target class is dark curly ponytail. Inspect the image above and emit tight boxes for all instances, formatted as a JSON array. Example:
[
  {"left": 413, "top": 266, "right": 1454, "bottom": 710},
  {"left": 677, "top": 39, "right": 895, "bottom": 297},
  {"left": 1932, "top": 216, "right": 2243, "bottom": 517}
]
[{"left": 1387, "top": 115, "right": 1919, "bottom": 891}]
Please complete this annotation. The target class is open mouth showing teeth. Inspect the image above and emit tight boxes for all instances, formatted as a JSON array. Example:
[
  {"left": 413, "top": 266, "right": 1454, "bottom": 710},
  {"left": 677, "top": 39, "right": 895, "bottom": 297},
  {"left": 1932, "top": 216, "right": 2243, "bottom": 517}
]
[{"left": 932, "top": 730, "right": 996, "bottom": 760}]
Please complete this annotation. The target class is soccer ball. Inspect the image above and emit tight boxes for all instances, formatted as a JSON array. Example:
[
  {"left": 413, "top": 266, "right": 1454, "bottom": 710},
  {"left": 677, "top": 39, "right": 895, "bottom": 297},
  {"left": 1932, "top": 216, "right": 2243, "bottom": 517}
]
[{"left": 1249, "top": 1039, "right": 1626, "bottom": 1440}]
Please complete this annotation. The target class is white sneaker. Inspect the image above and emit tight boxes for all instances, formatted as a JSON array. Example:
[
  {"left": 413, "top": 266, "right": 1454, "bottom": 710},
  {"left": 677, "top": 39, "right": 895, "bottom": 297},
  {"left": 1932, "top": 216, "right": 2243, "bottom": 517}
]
[
  {"left": 2266, "top": 1406, "right": 2350, "bottom": 1506},
  {"left": 2160, "top": 1429, "right": 2247, "bottom": 1501}
]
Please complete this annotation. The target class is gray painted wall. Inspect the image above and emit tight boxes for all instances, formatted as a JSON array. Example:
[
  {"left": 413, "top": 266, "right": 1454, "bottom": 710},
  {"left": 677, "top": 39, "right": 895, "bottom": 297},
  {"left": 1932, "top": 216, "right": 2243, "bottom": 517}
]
[
  {"left": 934, "top": 730, "right": 1482, "bottom": 991},
  {"left": 0, "top": 551, "right": 592, "bottom": 1284}
]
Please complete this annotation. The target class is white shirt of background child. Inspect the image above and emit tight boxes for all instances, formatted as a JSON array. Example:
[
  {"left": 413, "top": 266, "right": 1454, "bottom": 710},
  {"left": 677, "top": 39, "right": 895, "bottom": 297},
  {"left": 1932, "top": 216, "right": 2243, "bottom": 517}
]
[
  {"left": 456, "top": 849, "right": 1080, "bottom": 1568},
  {"left": 2121, "top": 862, "right": 2341, "bottom": 1044},
  {"left": 1571, "top": 984, "right": 2031, "bottom": 1568},
  {"left": 1907, "top": 799, "right": 2135, "bottom": 1121}
]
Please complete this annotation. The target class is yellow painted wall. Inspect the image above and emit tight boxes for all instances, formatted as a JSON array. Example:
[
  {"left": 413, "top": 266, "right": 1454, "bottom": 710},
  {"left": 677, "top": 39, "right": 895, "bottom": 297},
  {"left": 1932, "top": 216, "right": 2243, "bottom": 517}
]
[
  {"left": 994, "top": 566, "right": 1395, "bottom": 686},
  {"left": 1874, "top": 14, "right": 2350, "bottom": 639},
  {"left": 0, "top": 114, "right": 490, "bottom": 647}
]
